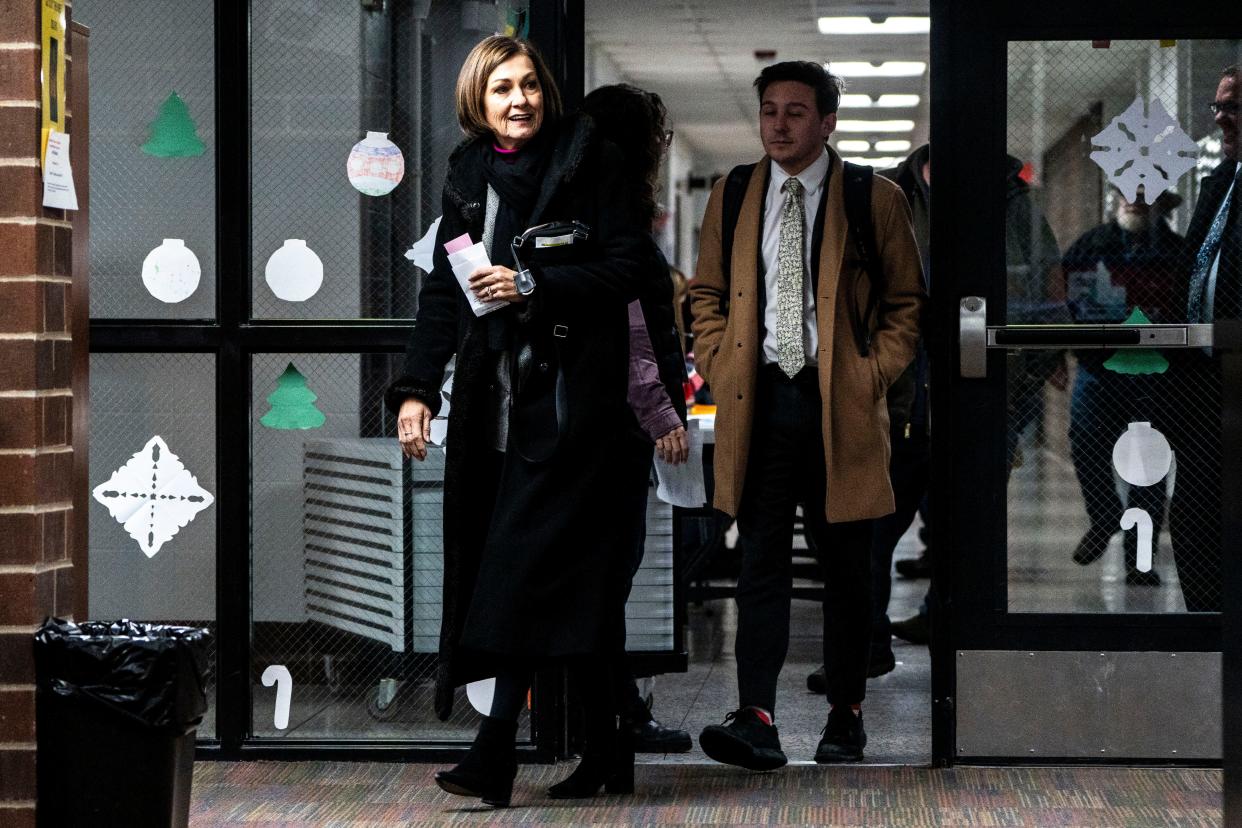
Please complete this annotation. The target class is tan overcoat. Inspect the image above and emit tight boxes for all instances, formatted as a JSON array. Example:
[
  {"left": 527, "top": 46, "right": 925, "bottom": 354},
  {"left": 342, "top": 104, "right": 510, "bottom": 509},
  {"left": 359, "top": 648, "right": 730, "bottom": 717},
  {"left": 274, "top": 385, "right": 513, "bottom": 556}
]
[{"left": 689, "top": 150, "right": 925, "bottom": 523}]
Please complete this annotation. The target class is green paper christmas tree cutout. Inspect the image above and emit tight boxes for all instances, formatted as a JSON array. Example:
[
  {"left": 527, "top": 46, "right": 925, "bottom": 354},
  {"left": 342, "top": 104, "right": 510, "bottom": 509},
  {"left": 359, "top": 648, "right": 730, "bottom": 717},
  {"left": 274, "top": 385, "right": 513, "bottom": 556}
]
[
  {"left": 142, "top": 92, "right": 206, "bottom": 157},
  {"left": 260, "top": 363, "right": 326, "bottom": 430},
  {"left": 1103, "top": 307, "right": 1169, "bottom": 375}
]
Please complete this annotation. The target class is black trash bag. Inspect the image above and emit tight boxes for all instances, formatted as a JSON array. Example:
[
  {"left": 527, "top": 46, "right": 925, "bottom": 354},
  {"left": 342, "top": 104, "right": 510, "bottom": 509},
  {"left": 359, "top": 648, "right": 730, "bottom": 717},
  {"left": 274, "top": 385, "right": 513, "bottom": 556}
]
[{"left": 34, "top": 617, "right": 211, "bottom": 734}]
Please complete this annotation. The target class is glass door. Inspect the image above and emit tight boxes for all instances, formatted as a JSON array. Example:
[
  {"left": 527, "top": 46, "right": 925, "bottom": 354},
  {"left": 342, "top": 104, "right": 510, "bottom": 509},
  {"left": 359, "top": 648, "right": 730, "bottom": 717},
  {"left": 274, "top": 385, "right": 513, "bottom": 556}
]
[{"left": 932, "top": 0, "right": 1240, "bottom": 764}]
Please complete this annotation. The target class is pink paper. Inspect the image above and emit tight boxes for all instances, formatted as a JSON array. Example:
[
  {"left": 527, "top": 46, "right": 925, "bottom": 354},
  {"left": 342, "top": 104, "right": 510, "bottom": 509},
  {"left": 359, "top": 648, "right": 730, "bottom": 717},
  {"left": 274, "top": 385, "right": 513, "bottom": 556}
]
[{"left": 444, "top": 233, "right": 474, "bottom": 255}]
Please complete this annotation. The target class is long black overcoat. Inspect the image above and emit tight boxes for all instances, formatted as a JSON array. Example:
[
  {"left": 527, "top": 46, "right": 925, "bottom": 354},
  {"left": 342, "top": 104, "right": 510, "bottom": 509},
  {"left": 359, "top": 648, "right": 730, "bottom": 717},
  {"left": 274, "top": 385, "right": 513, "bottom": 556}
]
[{"left": 386, "top": 114, "right": 661, "bottom": 720}]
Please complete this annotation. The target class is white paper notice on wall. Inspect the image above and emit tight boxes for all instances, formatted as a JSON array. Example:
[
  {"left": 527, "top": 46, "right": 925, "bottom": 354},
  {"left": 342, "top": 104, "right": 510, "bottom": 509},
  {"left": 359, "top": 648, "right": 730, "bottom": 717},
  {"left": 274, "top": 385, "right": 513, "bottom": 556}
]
[
  {"left": 41, "top": 130, "right": 78, "bottom": 210},
  {"left": 92, "top": 435, "right": 214, "bottom": 557}
]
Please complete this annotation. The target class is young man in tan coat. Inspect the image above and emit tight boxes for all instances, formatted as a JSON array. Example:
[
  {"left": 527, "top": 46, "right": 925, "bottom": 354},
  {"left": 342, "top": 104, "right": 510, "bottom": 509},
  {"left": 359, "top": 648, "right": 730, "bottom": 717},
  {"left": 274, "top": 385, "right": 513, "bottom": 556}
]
[{"left": 690, "top": 61, "right": 924, "bottom": 768}]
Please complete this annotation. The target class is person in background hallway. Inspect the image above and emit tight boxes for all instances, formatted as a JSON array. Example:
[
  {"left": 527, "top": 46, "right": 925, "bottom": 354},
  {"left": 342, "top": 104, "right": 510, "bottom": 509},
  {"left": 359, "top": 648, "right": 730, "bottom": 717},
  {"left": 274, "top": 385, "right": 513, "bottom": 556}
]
[
  {"left": 813, "top": 146, "right": 1065, "bottom": 674},
  {"left": 387, "top": 36, "right": 659, "bottom": 806},
  {"left": 581, "top": 82, "right": 694, "bottom": 755},
  {"left": 1171, "top": 65, "right": 1241, "bottom": 613},
  {"left": 1062, "top": 186, "right": 1191, "bottom": 586},
  {"left": 690, "top": 60, "right": 924, "bottom": 768}
]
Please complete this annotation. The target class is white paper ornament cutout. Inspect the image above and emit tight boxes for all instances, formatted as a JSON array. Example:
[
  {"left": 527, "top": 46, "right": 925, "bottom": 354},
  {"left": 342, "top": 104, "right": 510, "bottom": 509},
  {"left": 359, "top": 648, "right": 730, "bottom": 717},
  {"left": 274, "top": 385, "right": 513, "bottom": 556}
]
[
  {"left": 1089, "top": 97, "right": 1199, "bottom": 204},
  {"left": 1112, "top": 422, "right": 1172, "bottom": 487},
  {"left": 141, "top": 239, "right": 201, "bottom": 303},
  {"left": 92, "top": 435, "right": 214, "bottom": 557},
  {"left": 405, "top": 215, "right": 442, "bottom": 273},
  {"left": 347, "top": 131, "right": 405, "bottom": 196},
  {"left": 466, "top": 677, "right": 496, "bottom": 716},
  {"left": 261, "top": 665, "right": 294, "bottom": 730},
  {"left": 265, "top": 239, "right": 324, "bottom": 302}
]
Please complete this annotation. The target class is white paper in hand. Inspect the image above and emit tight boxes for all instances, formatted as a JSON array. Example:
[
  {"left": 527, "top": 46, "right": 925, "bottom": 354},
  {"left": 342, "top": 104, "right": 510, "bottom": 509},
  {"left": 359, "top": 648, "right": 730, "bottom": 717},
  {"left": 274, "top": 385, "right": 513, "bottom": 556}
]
[{"left": 654, "top": 419, "right": 707, "bottom": 508}]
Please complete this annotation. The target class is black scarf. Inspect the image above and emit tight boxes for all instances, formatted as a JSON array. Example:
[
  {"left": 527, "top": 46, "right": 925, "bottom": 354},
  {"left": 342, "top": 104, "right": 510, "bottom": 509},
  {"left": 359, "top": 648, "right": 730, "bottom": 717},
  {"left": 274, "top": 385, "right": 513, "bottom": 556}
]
[{"left": 478, "top": 127, "right": 555, "bottom": 350}]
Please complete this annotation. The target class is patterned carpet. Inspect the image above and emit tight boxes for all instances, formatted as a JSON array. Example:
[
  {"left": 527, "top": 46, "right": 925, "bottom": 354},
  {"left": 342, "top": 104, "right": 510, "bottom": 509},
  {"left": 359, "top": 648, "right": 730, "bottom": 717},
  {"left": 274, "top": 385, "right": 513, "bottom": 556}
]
[{"left": 190, "top": 761, "right": 1220, "bottom": 827}]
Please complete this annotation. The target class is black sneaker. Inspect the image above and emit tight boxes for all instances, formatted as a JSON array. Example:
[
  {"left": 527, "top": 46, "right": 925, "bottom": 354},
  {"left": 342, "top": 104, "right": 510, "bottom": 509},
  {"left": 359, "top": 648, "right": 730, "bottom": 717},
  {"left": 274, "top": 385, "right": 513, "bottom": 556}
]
[
  {"left": 891, "top": 614, "right": 930, "bottom": 645},
  {"left": 1073, "top": 527, "right": 1112, "bottom": 565},
  {"left": 895, "top": 554, "right": 932, "bottom": 579},
  {"left": 814, "top": 707, "right": 866, "bottom": 763},
  {"left": 1126, "top": 568, "right": 1162, "bottom": 586},
  {"left": 699, "top": 708, "right": 787, "bottom": 771},
  {"left": 629, "top": 717, "right": 693, "bottom": 753},
  {"left": 807, "top": 650, "right": 897, "bottom": 694}
]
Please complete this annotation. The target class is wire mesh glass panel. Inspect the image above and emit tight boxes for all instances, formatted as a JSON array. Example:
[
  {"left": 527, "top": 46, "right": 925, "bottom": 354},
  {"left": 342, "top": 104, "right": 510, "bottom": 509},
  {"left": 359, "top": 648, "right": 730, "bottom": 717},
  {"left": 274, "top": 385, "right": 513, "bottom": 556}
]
[
  {"left": 1005, "top": 39, "right": 1240, "bottom": 613},
  {"left": 250, "top": 3, "right": 499, "bottom": 320},
  {"left": 88, "top": 353, "right": 218, "bottom": 737},
  {"left": 250, "top": 353, "right": 528, "bottom": 741},
  {"left": 75, "top": 0, "right": 216, "bottom": 319}
]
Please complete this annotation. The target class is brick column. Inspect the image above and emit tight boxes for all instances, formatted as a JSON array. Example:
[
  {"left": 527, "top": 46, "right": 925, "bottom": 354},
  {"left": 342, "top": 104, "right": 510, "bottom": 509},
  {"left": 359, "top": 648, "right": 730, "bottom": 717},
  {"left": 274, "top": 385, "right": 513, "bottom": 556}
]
[{"left": 0, "top": 2, "right": 77, "bottom": 826}]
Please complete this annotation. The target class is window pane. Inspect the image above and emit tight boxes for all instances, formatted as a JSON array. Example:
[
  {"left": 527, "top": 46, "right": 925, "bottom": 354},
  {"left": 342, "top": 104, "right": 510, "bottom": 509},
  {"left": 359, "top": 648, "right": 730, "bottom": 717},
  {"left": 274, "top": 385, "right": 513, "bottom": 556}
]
[
  {"left": 76, "top": 0, "right": 216, "bottom": 319},
  {"left": 1004, "top": 39, "right": 1240, "bottom": 613},
  {"left": 250, "top": 353, "right": 524, "bottom": 741},
  {"left": 89, "top": 353, "right": 217, "bottom": 737},
  {"left": 249, "top": 4, "right": 493, "bottom": 320}
]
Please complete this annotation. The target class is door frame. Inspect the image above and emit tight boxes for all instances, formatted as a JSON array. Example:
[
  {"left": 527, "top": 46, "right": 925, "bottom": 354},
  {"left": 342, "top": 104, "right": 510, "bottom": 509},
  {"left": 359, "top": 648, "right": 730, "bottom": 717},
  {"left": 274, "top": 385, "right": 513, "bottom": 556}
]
[{"left": 929, "top": 0, "right": 1241, "bottom": 767}]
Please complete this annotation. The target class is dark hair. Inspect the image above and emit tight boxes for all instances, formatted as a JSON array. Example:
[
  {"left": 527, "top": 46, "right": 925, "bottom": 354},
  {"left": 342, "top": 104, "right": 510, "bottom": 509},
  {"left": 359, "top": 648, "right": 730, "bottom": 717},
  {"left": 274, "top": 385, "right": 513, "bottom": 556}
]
[
  {"left": 1225, "top": 64, "right": 1241, "bottom": 80},
  {"left": 581, "top": 83, "right": 668, "bottom": 226},
  {"left": 753, "top": 61, "right": 843, "bottom": 116}
]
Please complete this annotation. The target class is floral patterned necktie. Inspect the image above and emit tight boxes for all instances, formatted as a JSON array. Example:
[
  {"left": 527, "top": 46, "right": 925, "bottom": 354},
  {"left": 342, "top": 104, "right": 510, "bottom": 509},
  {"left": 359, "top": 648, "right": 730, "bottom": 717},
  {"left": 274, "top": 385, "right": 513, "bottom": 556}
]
[
  {"left": 1187, "top": 167, "right": 1240, "bottom": 323},
  {"left": 776, "top": 177, "right": 806, "bottom": 377}
]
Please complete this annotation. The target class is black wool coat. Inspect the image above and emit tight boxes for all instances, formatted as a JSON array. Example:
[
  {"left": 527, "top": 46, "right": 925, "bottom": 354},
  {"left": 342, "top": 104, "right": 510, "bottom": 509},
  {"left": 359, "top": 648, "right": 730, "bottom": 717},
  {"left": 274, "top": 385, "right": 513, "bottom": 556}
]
[{"left": 386, "top": 114, "right": 662, "bottom": 720}]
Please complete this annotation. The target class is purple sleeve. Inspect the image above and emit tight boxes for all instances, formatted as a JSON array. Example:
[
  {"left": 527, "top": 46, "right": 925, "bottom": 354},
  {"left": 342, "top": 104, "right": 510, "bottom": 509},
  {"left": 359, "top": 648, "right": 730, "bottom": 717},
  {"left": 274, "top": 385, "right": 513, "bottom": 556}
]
[{"left": 627, "top": 300, "right": 682, "bottom": 441}]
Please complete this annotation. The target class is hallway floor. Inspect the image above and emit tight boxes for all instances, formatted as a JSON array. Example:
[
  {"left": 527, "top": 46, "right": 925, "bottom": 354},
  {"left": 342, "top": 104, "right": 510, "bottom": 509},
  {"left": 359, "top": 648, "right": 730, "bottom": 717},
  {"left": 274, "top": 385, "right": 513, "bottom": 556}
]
[{"left": 189, "top": 760, "right": 1221, "bottom": 826}]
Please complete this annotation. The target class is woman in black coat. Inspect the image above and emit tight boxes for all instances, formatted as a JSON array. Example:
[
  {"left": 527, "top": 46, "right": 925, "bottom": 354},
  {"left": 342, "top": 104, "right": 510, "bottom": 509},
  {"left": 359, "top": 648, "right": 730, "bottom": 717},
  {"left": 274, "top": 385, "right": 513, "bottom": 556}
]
[{"left": 385, "top": 37, "right": 659, "bottom": 807}]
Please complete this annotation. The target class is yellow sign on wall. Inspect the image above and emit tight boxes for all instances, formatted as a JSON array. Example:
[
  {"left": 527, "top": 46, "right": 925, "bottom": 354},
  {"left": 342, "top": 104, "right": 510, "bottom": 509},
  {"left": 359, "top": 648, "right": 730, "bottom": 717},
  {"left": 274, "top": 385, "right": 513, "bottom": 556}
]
[{"left": 40, "top": 0, "right": 67, "bottom": 164}]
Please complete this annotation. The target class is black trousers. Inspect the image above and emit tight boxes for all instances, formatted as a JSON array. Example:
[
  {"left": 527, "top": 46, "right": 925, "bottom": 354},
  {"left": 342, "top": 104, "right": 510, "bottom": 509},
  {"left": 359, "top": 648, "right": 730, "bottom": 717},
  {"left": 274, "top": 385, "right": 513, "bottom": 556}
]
[
  {"left": 735, "top": 365, "right": 874, "bottom": 713},
  {"left": 1167, "top": 354, "right": 1222, "bottom": 612},
  {"left": 870, "top": 426, "right": 930, "bottom": 652}
]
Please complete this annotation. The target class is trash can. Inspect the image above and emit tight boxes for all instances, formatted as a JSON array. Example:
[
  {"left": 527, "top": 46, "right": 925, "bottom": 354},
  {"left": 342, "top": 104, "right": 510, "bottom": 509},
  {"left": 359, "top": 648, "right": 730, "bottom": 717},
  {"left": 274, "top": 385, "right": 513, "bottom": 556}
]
[{"left": 34, "top": 618, "right": 211, "bottom": 828}]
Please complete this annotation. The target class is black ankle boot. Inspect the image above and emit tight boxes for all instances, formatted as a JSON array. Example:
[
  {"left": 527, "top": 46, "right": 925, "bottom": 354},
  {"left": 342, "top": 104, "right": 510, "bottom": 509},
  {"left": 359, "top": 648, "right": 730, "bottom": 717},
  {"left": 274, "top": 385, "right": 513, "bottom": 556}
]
[
  {"left": 547, "top": 713, "right": 635, "bottom": 798},
  {"left": 434, "top": 716, "right": 517, "bottom": 807}
]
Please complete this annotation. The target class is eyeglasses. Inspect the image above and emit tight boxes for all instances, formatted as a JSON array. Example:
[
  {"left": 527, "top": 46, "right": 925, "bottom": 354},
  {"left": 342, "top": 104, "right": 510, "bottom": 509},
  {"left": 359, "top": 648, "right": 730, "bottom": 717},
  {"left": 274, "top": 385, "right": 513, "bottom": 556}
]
[
  {"left": 1210, "top": 101, "right": 1240, "bottom": 116},
  {"left": 662, "top": 129, "right": 675, "bottom": 148}
]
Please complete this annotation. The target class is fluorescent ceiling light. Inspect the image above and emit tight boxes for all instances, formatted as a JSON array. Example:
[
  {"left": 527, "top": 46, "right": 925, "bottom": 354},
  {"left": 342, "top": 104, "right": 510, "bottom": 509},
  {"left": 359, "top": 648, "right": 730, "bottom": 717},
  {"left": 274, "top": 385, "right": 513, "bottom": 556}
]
[
  {"left": 876, "top": 94, "right": 921, "bottom": 108},
  {"left": 831, "top": 61, "right": 927, "bottom": 78},
  {"left": 839, "top": 94, "right": 873, "bottom": 108},
  {"left": 842, "top": 156, "right": 904, "bottom": 168},
  {"left": 835, "top": 119, "right": 915, "bottom": 132},
  {"left": 874, "top": 139, "right": 912, "bottom": 152},
  {"left": 818, "top": 16, "right": 930, "bottom": 35},
  {"left": 836, "top": 139, "right": 872, "bottom": 152}
]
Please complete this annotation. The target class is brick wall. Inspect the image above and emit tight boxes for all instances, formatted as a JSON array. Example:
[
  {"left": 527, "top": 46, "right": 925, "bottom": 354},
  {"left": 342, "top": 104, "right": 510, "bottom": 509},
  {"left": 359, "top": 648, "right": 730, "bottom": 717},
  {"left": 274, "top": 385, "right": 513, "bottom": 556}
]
[{"left": 0, "top": 1, "right": 77, "bottom": 826}]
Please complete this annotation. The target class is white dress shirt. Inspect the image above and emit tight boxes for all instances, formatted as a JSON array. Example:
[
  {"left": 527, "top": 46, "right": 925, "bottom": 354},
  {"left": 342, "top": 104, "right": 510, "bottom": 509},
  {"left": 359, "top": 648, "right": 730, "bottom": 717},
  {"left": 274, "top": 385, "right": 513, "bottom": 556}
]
[{"left": 760, "top": 148, "right": 830, "bottom": 366}]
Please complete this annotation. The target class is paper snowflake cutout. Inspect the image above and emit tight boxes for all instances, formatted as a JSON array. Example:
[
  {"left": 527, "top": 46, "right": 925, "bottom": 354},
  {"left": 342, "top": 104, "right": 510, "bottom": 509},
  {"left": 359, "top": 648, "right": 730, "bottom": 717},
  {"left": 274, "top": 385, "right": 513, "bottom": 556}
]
[
  {"left": 92, "top": 436, "right": 214, "bottom": 558},
  {"left": 1089, "top": 96, "right": 1198, "bottom": 204}
]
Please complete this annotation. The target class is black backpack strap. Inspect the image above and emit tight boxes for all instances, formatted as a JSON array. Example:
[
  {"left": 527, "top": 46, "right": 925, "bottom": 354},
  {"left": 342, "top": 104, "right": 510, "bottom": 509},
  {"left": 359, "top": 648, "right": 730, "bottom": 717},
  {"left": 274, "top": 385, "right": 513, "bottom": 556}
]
[
  {"left": 718, "top": 163, "right": 755, "bottom": 317},
  {"left": 842, "top": 161, "right": 883, "bottom": 356}
]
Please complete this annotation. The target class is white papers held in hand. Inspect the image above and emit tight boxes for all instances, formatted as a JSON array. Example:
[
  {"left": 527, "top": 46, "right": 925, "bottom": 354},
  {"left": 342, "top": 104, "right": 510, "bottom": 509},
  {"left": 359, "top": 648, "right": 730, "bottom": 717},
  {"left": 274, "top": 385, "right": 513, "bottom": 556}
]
[
  {"left": 445, "top": 232, "right": 505, "bottom": 317},
  {"left": 654, "top": 419, "right": 707, "bottom": 508}
]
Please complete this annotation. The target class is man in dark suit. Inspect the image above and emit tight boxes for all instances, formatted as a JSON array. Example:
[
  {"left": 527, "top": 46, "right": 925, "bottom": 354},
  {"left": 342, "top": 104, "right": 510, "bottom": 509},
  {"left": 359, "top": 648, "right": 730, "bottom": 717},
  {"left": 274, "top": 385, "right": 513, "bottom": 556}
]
[{"left": 1175, "top": 65, "right": 1240, "bottom": 612}]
